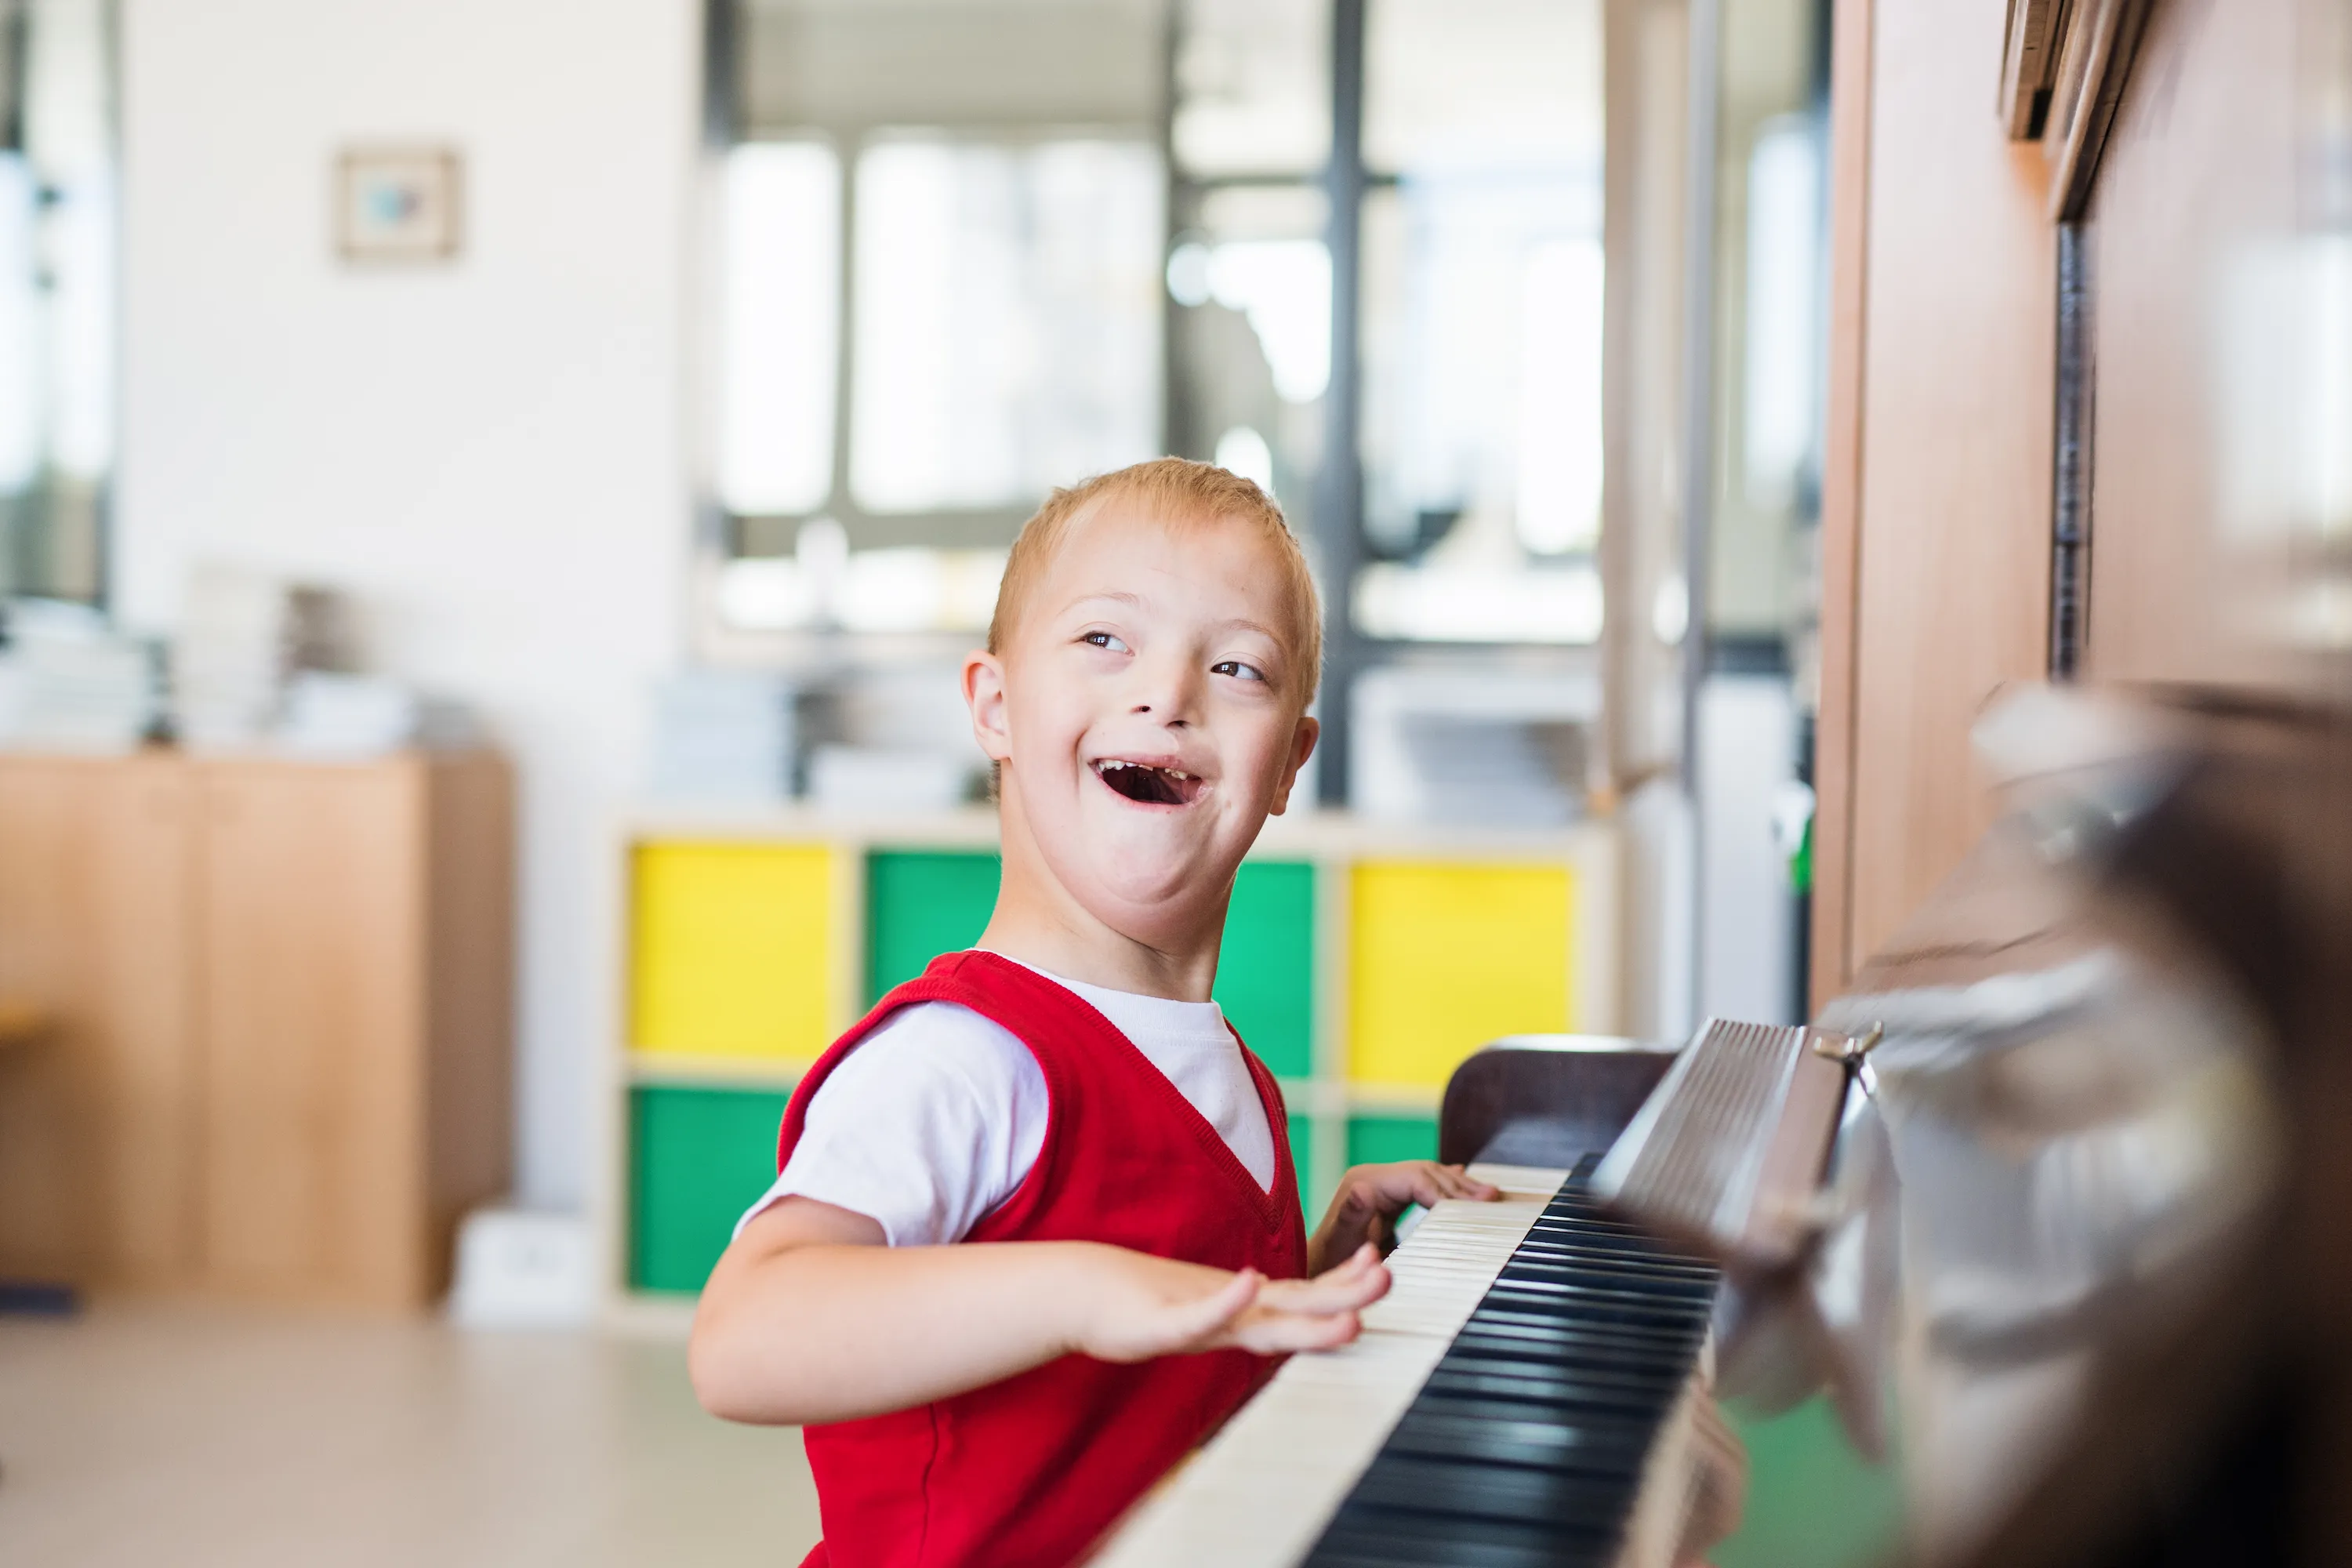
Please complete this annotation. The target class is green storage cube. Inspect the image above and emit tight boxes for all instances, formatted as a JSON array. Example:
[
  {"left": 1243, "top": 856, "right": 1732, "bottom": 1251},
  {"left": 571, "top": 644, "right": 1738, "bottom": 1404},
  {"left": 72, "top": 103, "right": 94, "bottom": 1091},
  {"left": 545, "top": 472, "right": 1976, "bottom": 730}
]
[
  {"left": 630, "top": 1085, "right": 794, "bottom": 1294},
  {"left": 1346, "top": 1112, "right": 1438, "bottom": 1167},
  {"left": 867, "top": 851, "right": 1002, "bottom": 1005},
  {"left": 1216, "top": 861, "right": 1315, "bottom": 1077}
]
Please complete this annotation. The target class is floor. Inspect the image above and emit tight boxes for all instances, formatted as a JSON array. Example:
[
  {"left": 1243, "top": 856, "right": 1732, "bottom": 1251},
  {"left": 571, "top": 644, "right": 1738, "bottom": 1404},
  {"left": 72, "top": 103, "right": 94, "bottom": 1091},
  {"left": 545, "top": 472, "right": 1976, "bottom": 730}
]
[
  {"left": 0, "top": 1298, "right": 1899, "bottom": 1568},
  {"left": 0, "top": 1299, "right": 821, "bottom": 1567}
]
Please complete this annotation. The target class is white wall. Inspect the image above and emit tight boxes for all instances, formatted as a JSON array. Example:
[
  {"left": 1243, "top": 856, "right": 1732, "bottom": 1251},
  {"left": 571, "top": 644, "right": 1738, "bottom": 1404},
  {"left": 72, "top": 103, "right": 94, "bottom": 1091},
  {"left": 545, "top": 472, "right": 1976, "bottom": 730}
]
[{"left": 117, "top": 0, "right": 699, "bottom": 1207}]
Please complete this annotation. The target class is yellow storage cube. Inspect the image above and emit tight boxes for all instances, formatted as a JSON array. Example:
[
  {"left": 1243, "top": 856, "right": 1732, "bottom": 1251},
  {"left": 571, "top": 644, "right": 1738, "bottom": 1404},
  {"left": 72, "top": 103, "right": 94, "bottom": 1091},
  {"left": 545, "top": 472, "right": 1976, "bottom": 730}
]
[
  {"left": 631, "top": 842, "right": 837, "bottom": 1061},
  {"left": 1348, "top": 860, "right": 1573, "bottom": 1088}
]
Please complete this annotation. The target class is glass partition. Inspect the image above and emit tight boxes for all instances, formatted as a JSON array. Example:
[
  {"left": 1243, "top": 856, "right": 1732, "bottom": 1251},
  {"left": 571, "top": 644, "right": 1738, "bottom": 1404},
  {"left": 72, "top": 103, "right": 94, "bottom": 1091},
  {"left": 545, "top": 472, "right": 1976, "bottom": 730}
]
[
  {"left": 1352, "top": 0, "right": 1606, "bottom": 644},
  {"left": 0, "top": 0, "right": 113, "bottom": 604}
]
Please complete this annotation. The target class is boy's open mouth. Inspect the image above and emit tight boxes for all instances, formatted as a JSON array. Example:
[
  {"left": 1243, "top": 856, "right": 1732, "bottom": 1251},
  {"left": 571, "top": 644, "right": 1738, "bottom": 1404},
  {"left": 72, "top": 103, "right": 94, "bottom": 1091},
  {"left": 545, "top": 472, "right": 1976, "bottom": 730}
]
[{"left": 1091, "top": 758, "right": 1205, "bottom": 808}]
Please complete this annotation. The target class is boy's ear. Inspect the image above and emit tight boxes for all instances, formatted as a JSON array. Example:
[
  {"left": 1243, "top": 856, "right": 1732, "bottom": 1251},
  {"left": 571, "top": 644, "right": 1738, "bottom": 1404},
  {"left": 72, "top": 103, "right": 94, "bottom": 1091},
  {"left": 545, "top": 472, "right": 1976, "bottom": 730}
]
[
  {"left": 963, "top": 649, "right": 1014, "bottom": 763},
  {"left": 1268, "top": 714, "right": 1319, "bottom": 817}
]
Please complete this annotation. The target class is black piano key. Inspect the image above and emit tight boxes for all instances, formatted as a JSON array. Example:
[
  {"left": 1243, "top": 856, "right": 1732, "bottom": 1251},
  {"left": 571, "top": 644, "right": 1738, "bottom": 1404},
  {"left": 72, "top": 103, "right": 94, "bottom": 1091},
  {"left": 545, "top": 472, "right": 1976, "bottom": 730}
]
[
  {"left": 1376, "top": 1407, "right": 1660, "bottom": 1477},
  {"left": 1307, "top": 1511, "right": 1613, "bottom": 1568},
  {"left": 1410, "top": 1382, "right": 1689, "bottom": 1432},
  {"left": 1449, "top": 1307, "right": 1700, "bottom": 1346},
  {"left": 1438, "top": 1331, "right": 1693, "bottom": 1374},
  {"left": 1347, "top": 1453, "right": 1634, "bottom": 1529},
  {"left": 1416, "top": 1347, "right": 1693, "bottom": 1410},
  {"left": 1299, "top": 1161, "right": 1719, "bottom": 1568},
  {"left": 1428, "top": 1372, "right": 1692, "bottom": 1420}
]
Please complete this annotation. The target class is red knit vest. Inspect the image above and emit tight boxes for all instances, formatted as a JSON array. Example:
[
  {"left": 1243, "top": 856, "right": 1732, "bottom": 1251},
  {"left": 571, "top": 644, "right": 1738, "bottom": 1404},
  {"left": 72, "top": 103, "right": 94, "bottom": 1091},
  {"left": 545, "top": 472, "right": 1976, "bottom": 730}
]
[{"left": 776, "top": 950, "right": 1310, "bottom": 1568}]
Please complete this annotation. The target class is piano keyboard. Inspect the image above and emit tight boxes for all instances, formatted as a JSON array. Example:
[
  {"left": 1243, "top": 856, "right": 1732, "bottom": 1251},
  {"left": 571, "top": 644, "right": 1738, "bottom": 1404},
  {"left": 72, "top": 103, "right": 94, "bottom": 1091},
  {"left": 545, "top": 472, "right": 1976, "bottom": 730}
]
[
  {"left": 1591, "top": 1018, "right": 1864, "bottom": 1269},
  {"left": 1091, "top": 1158, "right": 1719, "bottom": 1568}
]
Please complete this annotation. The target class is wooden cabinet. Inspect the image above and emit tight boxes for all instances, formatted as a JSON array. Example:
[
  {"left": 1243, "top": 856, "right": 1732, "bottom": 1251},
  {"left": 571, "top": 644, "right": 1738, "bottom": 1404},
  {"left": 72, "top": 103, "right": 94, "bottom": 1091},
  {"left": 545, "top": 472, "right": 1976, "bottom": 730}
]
[
  {"left": 0, "top": 750, "right": 511, "bottom": 1308},
  {"left": 0, "top": 754, "right": 199, "bottom": 1289}
]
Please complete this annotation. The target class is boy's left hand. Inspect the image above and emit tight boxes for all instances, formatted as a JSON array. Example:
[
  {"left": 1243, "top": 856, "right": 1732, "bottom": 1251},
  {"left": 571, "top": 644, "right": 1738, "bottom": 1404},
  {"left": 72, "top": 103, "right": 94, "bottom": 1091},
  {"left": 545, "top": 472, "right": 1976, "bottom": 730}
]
[{"left": 1308, "top": 1160, "right": 1498, "bottom": 1272}]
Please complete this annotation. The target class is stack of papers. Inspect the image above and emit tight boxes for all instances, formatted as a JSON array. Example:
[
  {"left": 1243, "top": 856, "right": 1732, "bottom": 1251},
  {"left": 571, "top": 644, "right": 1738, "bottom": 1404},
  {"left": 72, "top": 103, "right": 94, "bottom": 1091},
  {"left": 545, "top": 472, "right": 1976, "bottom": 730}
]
[
  {"left": 0, "top": 600, "right": 158, "bottom": 753},
  {"left": 1351, "top": 662, "right": 1599, "bottom": 826},
  {"left": 648, "top": 670, "right": 799, "bottom": 801},
  {"left": 1395, "top": 713, "right": 1589, "bottom": 827},
  {"left": 275, "top": 672, "right": 423, "bottom": 759},
  {"left": 807, "top": 743, "right": 976, "bottom": 813},
  {"left": 174, "top": 565, "right": 361, "bottom": 750}
]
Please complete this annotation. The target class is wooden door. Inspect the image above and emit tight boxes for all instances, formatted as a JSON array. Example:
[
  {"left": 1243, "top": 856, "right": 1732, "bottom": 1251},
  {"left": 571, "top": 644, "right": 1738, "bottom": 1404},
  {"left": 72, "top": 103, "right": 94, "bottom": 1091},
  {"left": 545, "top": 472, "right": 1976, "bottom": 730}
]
[
  {"left": 0, "top": 754, "right": 198, "bottom": 1287},
  {"left": 195, "top": 757, "right": 426, "bottom": 1306}
]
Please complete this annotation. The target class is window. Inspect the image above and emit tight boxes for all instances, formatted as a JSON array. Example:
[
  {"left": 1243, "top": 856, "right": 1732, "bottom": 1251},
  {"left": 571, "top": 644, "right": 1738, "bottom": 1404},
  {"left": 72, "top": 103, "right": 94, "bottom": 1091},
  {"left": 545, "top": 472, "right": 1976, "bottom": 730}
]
[
  {"left": 1166, "top": 0, "right": 1609, "bottom": 649},
  {"left": 717, "top": 141, "right": 839, "bottom": 520},
  {"left": 1171, "top": 0, "right": 1330, "bottom": 177},
  {"left": 850, "top": 137, "right": 1161, "bottom": 516},
  {"left": 1165, "top": 0, "right": 1335, "bottom": 555},
  {"left": 0, "top": 0, "right": 114, "bottom": 603},
  {"left": 1164, "top": 182, "right": 1332, "bottom": 523},
  {"left": 708, "top": 1, "right": 1167, "bottom": 639},
  {"left": 1352, "top": 0, "right": 1606, "bottom": 644}
]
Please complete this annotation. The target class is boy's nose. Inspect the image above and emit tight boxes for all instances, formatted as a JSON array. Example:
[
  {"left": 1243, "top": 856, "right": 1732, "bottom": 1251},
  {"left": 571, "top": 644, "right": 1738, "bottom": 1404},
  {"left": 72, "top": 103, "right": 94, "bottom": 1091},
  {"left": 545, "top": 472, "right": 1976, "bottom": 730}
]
[{"left": 1128, "top": 660, "right": 1201, "bottom": 722}]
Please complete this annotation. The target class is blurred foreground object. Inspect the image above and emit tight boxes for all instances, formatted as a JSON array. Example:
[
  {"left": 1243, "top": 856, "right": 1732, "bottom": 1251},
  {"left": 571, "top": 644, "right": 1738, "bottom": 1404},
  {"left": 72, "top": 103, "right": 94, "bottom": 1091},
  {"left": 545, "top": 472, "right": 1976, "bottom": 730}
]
[{"left": 1599, "top": 686, "right": 2351, "bottom": 1566}]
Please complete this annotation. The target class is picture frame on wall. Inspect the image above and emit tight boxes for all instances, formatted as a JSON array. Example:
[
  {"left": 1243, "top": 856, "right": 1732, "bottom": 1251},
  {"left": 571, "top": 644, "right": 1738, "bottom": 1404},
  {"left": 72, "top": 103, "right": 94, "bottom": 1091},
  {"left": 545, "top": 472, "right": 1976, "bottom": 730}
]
[{"left": 336, "top": 146, "right": 463, "bottom": 263}]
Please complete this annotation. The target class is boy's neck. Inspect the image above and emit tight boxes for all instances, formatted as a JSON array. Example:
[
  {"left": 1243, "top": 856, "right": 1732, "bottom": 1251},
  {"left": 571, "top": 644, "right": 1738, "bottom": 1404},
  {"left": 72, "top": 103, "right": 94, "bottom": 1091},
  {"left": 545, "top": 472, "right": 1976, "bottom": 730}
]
[{"left": 975, "top": 788, "right": 1227, "bottom": 1004}]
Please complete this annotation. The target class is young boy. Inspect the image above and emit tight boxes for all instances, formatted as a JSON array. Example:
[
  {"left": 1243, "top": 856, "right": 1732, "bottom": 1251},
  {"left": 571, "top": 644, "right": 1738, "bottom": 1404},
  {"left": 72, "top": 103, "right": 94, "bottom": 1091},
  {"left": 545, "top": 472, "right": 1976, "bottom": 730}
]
[{"left": 691, "top": 459, "right": 1497, "bottom": 1568}]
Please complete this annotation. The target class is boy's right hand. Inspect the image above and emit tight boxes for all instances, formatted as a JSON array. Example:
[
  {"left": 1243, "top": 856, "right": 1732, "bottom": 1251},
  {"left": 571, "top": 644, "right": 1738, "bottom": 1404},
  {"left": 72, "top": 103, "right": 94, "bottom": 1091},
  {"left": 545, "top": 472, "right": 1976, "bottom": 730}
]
[{"left": 1069, "top": 1242, "right": 1391, "bottom": 1363}]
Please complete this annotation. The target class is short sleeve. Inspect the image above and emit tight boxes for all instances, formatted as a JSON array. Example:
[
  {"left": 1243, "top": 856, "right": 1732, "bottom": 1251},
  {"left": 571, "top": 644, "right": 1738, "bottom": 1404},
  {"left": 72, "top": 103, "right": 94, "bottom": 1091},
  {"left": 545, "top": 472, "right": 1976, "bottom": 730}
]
[{"left": 733, "top": 1000, "right": 1049, "bottom": 1247}]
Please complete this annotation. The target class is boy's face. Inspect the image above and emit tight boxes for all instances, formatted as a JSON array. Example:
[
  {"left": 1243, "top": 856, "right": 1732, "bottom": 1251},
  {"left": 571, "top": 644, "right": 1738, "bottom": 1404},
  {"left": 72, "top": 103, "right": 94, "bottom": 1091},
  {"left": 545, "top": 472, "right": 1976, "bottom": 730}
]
[{"left": 965, "top": 504, "right": 1318, "bottom": 944}]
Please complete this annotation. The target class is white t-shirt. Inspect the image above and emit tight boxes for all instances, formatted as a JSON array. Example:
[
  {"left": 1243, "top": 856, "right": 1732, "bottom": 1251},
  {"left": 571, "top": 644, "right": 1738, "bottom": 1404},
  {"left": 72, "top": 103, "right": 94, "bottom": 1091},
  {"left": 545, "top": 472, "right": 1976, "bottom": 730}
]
[{"left": 736, "top": 956, "right": 1278, "bottom": 1247}]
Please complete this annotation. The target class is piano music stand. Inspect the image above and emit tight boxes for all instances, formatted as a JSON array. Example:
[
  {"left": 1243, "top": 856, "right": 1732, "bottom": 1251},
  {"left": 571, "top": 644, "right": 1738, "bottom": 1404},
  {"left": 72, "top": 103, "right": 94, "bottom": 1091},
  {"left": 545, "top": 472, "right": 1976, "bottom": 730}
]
[{"left": 1438, "top": 1033, "right": 1681, "bottom": 1170}]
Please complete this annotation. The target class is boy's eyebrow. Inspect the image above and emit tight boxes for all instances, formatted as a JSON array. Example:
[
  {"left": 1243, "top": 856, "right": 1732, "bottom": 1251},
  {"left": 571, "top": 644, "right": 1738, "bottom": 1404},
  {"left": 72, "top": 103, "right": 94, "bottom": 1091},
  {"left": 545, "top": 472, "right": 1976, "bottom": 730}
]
[{"left": 1211, "top": 617, "right": 1286, "bottom": 646}]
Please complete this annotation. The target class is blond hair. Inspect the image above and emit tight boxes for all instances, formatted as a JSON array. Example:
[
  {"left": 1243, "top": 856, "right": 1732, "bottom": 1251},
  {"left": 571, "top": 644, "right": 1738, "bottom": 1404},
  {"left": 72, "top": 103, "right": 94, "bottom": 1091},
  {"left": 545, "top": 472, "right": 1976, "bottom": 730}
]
[{"left": 987, "top": 458, "right": 1323, "bottom": 701}]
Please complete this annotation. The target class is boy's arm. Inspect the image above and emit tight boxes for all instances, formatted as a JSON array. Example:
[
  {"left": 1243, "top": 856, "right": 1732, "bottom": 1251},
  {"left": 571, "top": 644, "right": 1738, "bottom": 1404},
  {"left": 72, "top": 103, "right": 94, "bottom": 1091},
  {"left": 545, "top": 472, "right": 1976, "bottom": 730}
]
[{"left": 691, "top": 1195, "right": 1391, "bottom": 1427}]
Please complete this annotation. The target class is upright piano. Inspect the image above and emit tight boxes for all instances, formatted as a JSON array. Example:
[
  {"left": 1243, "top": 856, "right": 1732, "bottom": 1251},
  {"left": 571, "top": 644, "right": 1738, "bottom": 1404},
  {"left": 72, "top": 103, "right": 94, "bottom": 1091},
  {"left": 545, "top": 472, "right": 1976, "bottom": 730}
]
[{"left": 1095, "top": 690, "right": 2348, "bottom": 1568}]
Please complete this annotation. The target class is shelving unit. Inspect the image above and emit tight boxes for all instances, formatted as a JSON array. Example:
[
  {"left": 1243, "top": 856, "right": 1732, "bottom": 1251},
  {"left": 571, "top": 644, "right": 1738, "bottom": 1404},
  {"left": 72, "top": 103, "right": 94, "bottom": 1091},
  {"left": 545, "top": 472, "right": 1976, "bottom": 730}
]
[{"left": 600, "top": 805, "right": 1618, "bottom": 1307}]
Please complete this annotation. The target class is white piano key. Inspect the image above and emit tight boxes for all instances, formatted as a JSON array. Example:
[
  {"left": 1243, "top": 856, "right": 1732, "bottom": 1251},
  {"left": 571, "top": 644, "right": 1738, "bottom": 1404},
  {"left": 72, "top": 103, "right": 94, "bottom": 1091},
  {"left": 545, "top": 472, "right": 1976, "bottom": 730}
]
[{"left": 1088, "top": 1164, "right": 1570, "bottom": 1568}]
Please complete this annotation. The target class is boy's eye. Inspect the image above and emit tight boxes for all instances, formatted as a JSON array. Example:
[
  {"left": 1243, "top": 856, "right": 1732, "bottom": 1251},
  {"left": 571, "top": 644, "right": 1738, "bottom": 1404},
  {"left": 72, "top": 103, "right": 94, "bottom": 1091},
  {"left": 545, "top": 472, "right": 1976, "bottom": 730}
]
[
  {"left": 1211, "top": 659, "right": 1266, "bottom": 682},
  {"left": 1081, "top": 630, "right": 1130, "bottom": 653}
]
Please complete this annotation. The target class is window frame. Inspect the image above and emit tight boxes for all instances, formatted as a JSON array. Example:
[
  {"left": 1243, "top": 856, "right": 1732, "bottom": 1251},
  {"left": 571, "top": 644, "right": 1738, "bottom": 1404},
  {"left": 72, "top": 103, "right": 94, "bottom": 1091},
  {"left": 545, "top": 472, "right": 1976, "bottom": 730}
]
[{"left": 717, "top": 119, "right": 1169, "bottom": 561}]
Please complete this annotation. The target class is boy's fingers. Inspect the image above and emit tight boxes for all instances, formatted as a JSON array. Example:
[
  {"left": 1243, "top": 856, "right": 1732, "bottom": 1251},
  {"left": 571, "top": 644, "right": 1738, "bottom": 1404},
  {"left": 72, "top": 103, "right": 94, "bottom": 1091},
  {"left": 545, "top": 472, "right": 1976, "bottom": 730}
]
[
  {"left": 1236, "top": 1306, "right": 1362, "bottom": 1355},
  {"left": 1170, "top": 1268, "right": 1261, "bottom": 1345},
  {"left": 1450, "top": 1161, "right": 1501, "bottom": 1200},
  {"left": 1405, "top": 1167, "right": 1457, "bottom": 1207},
  {"left": 1265, "top": 1258, "right": 1391, "bottom": 1314},
  {"left": 1421, "top": 1163, "right": 1501, "bottom": 1203},
  {"left": 1305, "top": 1243, "right": 1381, "bottom": 1290}
]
